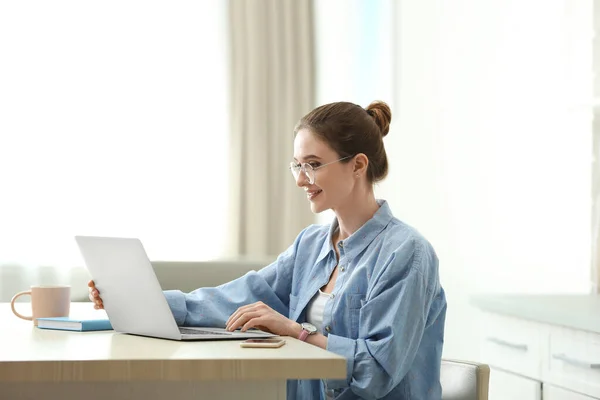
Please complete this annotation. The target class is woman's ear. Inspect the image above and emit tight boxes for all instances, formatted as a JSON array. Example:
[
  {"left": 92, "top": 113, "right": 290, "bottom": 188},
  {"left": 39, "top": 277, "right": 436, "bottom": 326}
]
[{"left": 353, "top": 153, "right": 369, "bottom": 176}]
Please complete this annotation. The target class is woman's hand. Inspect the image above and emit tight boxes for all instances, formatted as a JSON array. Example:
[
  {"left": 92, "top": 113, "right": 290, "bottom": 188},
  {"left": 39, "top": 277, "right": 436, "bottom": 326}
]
[
  {"left": 226, "top": 301, "right": 300, "bottom": 337},
  {"left": 87, "top": 280, "right": 104, "bottom": 310}
]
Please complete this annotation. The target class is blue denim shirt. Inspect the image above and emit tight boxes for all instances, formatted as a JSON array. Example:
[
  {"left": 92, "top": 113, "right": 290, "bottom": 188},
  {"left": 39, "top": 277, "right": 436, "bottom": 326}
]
[{"left": 164, "top": 200, "right": 446, "bottom": 400}]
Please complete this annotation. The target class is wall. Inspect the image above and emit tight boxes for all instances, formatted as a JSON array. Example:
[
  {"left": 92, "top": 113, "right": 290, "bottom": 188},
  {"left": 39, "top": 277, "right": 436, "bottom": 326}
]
[
  {"left": 315, "top": 0, "right": 593, "bottom": 361},
  {"left": 314, "top": 0, "right": 394, "bottom": 225},
  {"left": 379, "top": 0, "right": 592, "bottom": 361}
]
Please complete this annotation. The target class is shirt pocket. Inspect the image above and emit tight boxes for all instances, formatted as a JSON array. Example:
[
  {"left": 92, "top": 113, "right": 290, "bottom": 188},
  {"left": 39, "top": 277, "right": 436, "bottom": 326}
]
[
  {"left": 289, "top": 293, "right": 299, "bottom": 320},
  {"left": 348, "top": 293, "right": 366, "bottom": 338}
]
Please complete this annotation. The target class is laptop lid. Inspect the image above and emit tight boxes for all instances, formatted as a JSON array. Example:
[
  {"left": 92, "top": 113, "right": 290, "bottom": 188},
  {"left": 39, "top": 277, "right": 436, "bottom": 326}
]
[{"left": 75, "top": 236, "right": 184, "bottom": 340}]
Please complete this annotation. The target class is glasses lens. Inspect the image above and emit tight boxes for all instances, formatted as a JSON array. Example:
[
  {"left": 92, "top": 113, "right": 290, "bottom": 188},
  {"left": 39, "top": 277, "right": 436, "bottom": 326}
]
[
  {"left": 304, "top": 164, "right": 315, "bottom": 184},
  {"left": 290, "top": 162, "right": 301, "bottom": 180}
]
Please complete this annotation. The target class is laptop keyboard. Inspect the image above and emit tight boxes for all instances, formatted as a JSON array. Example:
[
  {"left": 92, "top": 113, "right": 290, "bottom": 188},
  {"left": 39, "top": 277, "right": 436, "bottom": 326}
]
[{"left": 179, "top": 327, "right": 233, "bottom": 336}]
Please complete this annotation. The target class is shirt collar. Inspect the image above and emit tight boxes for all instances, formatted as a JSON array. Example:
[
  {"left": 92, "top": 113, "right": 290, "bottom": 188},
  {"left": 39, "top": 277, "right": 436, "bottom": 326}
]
[
  {"left": 316, "top": 220, "right": 337, "bottom": 264},
  {"left": 315, "top": 199, "right": 394, "bottom": 264}
]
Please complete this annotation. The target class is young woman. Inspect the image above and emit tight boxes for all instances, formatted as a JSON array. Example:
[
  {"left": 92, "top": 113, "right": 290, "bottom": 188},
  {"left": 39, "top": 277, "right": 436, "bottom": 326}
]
[{"left": 89, "top": 100, "right": 447, "bottom": 400}]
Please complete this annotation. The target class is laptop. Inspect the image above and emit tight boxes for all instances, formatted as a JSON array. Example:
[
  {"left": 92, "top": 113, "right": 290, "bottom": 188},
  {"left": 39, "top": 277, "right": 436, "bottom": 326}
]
[{"left": 74, "top": 235, "right": 276, "bottom": 341}]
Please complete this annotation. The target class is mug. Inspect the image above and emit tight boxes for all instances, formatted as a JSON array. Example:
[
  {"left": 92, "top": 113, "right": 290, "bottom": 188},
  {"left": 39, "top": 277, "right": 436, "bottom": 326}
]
[{"left": 10, "top": 285, "right": 71, "bottom": 326}]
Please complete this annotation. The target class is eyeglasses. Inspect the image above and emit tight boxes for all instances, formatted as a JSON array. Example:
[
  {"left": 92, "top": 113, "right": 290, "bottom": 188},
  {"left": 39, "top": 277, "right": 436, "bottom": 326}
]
[{"left": 289, "top": 156, "right": 353, "bottom": 185}]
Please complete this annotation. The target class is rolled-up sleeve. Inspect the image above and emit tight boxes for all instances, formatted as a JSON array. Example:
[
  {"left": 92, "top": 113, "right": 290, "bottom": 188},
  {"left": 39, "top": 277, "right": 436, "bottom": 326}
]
[
  {"left": 164, "top": 290, "right": 188, "bottom": 326},
  {"left": 325, "top": 238, "right": 438, "bottom": 399}
]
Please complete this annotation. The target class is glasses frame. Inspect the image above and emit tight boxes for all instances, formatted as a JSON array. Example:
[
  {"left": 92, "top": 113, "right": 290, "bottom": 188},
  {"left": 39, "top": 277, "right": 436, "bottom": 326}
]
[{"left": 289, "top": 155, "right": 354, "bottom": 185}]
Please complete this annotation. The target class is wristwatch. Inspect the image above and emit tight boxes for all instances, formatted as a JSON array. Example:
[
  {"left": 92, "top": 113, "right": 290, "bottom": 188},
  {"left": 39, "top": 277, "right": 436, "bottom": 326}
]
[{"left": 298, "top": 322, "right": 318, "bottom": 341}]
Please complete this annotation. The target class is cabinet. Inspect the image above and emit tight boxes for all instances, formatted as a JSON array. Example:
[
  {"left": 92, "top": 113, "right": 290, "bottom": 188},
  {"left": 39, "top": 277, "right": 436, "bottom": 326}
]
[
  {"left": 544, "top": 385, "right": 598, "bottom": 400},
  {"left": 488, "top": 368, "right": 541, "bottom": 400},
  {"left": 473, "top": 295, "right": 600, "bottom": 400},
  {"left": 545, "top": 327, "right": 600, "bottom": 398},
  {"left": 480, "top": 313, "right": 543, "bottom": 380}
]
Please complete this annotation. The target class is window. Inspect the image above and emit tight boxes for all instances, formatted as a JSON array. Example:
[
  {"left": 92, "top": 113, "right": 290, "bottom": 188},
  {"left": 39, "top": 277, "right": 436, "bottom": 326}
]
[{"left": 0, "top": 1, "right": 229, "bottom": 268}]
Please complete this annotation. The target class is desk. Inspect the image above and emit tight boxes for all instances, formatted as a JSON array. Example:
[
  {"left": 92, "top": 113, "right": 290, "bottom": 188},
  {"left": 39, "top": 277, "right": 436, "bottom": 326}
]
[{"left": 0, "top": 303, "right": 346, "bottom": 400}]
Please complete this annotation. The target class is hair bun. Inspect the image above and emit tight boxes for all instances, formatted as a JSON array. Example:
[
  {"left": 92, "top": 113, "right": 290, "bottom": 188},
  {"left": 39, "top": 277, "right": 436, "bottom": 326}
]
[{"left": 365, "top": 101, "right": 392, "bottom": 137}]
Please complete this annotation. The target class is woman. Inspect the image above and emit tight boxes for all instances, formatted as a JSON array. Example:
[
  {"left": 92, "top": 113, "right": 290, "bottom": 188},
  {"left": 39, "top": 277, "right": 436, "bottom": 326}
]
[{"left": 89, "top": 100, "right": 447, "bottom": 400}]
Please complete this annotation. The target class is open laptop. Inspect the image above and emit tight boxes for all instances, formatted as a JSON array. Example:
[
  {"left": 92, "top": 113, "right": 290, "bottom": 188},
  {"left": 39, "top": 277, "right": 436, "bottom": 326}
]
[{"left": 74, "top": 235, "right": 276, "bottom": 341}]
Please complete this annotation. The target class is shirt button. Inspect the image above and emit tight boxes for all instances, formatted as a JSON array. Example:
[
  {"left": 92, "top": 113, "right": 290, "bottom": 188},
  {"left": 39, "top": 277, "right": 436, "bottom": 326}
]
[
  {"left": 325, "top": 326, "right": 331, "bottom": 332},
  {"left": 340, "top": 266, "right": 345, "bottom": 272},
  {"left": 331, "top": 293, "right": 335, "bottom": 299}
]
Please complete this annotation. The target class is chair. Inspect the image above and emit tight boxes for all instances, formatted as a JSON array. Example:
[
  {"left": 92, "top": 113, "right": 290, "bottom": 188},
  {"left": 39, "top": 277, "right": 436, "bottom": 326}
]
[{"left": 441, "top": 359, "right": 490, "bottom": 400}]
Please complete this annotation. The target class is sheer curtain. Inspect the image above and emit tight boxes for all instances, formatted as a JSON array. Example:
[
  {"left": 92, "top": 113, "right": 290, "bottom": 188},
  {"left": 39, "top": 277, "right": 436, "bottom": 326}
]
[
  {"left": 0, "top": 1, "right": 229, "bottom": 299},
  {"left": 228, "top": 0, "right": 316, "bottom": 257}
]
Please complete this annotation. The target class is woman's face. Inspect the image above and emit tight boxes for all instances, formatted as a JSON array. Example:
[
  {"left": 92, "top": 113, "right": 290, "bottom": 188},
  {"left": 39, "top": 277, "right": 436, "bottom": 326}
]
[{"left": 293, "top": 129, "right": 356, "bottom": 214}]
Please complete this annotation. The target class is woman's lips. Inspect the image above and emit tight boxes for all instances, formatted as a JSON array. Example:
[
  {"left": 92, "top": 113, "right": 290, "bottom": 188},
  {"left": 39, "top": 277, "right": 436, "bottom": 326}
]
[{"left": 306, "top": 189, "right": 322, "bottom": 200}]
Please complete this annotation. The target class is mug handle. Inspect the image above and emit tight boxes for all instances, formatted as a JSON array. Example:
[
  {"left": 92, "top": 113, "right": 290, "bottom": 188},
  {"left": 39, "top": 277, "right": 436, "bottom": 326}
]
[{"left": 10, "top": 291, "right": 33, "bottom": 321}]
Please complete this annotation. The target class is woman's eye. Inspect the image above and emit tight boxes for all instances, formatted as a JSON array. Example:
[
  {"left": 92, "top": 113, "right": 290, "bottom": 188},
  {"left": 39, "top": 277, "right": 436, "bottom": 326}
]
[{"left": 308, "top": 162, "right": 321, "bottom": 168}]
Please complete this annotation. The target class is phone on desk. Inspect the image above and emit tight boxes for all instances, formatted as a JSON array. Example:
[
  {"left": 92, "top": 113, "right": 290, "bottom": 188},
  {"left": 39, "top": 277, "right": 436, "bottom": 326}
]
[{"left": 240, "top": 338, "right": 286, "bottom": 348}]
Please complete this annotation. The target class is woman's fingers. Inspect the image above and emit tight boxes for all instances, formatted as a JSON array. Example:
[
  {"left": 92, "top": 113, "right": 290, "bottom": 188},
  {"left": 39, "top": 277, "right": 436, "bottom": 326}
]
[
  {"left": 88, "top": 284, "right": 100, "bottom": 299},
  {"left": 226, "top": 310, "right": 263, "bottom": 331},
  {"left": 93, "top": 297, "right": 104, "bottom": 309},
  {"left": 241, "top": 315, "right": 268, "bottom": 332},
  {"left": 89, "top": 294, "right": 103, "bottom": 305},
  {"left": 226, "top": 302, "right": 263, "bottom": 326},
  {"left": 88, "top": 280, "right": 104, "bottom": 309},
  {"left": 226, "top": 312, "right": 249, "bottom": 331},
  {"left": 227, "top": 302, "right": 292, "bottom": 335},
  {"left": 227, "top": 302, "right": 258, "bottom": 323}
]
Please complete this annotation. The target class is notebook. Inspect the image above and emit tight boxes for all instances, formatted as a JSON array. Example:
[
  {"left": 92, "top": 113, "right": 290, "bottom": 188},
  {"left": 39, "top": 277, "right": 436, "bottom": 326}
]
[{"left": 36, "top": 317, "right": 113, "bottom": 332}]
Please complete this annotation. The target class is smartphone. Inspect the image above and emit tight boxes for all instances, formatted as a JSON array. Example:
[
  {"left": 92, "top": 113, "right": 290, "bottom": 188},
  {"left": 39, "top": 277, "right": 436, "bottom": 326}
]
[{"left": 239, "top": 338, "right": 286, "bottom": 348}]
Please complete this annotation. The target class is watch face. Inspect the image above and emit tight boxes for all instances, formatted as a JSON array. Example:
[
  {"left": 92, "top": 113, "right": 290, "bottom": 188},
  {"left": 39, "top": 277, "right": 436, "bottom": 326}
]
[{"left": 301, "top": 322, "right": 317, "bottom": 334}]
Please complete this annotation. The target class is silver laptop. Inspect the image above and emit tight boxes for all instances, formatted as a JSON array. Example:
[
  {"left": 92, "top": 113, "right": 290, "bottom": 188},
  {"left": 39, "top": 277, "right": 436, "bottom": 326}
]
[{"left": 74, "top": 235, "right": 276, "bottom": 341}]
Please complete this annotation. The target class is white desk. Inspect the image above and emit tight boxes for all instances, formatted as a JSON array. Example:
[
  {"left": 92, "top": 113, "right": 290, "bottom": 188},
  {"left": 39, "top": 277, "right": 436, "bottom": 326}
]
[{"left": 0, "top": 303, "right": 346, "bottom": 400}]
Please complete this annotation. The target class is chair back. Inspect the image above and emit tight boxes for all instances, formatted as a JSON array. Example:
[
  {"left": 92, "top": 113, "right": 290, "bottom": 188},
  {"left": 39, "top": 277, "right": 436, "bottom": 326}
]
[{"left": 441, "top": 359, "right": 490, "bottom": 400}]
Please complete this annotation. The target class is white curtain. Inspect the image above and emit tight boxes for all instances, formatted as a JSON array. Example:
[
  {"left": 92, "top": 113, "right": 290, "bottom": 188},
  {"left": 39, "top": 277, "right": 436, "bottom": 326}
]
[
  {"left": 228, "top": 0, "right": 316, "bottom": 257},
  {"left": 0, "top": 1, "right": 229, "bottom": 299}
]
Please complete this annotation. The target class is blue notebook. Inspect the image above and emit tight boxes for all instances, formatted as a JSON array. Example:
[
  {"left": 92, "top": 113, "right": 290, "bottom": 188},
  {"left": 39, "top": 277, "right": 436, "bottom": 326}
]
[{"left": 36, "top": 317, "right": 113, "bottom": 332}]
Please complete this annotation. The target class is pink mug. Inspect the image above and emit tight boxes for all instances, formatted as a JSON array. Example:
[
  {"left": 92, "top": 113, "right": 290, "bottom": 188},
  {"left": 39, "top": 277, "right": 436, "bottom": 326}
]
[{"left": 11, "top": 285, "right": 71, "bottom": 326}]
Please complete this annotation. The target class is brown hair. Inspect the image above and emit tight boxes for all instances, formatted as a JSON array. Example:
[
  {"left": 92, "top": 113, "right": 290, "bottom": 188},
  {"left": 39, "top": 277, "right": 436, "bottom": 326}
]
[{"left": 294, "top": 100, "right": 392, "bottom": 183}]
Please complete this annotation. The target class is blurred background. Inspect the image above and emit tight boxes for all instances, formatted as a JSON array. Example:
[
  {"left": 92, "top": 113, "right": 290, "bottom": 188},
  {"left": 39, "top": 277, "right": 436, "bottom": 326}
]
[{"left": 0, "top": 0, "right": 597, "bottom": 393}]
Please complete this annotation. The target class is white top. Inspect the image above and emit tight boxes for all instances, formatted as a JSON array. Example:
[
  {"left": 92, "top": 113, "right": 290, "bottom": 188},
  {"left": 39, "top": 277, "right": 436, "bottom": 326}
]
[
  {"left": 306, "top": 290, "right": 333, "bottom": 333},
  {"left": 306, "top": 290, "right": 336, "bottom": 399}
]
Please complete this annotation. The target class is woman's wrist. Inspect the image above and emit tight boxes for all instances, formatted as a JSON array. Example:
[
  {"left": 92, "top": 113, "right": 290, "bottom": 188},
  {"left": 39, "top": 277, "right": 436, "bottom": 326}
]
[
  {"left": 306, "top": 332, "right": 328, "bottom": 349},
  {"left": 288, "top": 321, "right": 303, "bottom": 338}
]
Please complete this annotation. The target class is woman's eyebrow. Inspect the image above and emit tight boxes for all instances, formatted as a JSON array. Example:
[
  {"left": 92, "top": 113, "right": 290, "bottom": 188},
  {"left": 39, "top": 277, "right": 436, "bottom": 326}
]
[{"left": 294, "top": 154, "right": 323, "bottom": 162}]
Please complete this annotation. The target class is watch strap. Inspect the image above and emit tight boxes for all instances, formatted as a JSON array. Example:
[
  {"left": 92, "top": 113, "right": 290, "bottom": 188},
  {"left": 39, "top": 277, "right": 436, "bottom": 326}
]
[{"left": 298, "top": 328, "right": 310, "bottom": 341}]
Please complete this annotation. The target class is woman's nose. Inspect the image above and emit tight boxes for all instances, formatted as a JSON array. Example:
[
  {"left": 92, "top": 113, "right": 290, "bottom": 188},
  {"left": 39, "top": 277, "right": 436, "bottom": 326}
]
[{"left": 295, "top": 170, "right": 308, "bottom": 187}]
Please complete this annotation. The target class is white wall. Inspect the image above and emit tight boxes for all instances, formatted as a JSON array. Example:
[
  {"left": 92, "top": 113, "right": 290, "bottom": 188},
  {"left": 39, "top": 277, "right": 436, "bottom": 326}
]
[
  {"left": 316, "top": 0, "right": 593, "bottom": 361},
  {"left": 377, "top": 0, "right": 593, "bottom": 360},
  {"left": 314, "top": 0, "right": 394, "bottom": 225}
]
